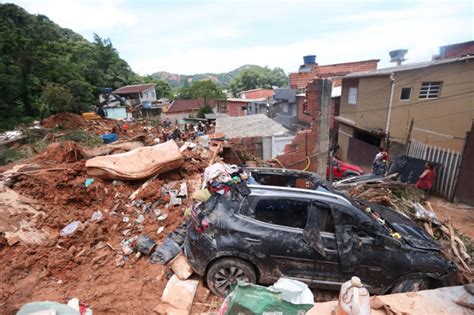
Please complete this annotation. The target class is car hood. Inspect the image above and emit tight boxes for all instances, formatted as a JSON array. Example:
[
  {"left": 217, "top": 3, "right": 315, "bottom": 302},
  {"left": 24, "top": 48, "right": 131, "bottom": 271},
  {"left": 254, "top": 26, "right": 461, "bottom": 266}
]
[
  {"left": 339, "top": 161, "right": 363, "bottom": 173},
  {"left": 355, "top": 199, "right": 440, "bottom": 251},
  {"left": 391, "top": 223, "right": 440, "bottom": 251}
]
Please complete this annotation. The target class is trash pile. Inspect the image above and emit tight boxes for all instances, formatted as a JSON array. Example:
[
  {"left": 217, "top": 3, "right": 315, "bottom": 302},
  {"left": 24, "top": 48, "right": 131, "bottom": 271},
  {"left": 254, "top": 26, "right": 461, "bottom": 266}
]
[
  {"left": 0, "top": 117, "right": 228, "bottom": 314},
  {"left": 335, "top": 175, "right": 473, "bottom": 282}
]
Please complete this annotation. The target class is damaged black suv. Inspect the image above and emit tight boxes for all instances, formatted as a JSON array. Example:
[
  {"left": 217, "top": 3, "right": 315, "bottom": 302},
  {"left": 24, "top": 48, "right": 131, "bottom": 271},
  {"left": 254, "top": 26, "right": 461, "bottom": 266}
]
[{"left": 184, "top": 168, "right": 457, "bottom": 297}]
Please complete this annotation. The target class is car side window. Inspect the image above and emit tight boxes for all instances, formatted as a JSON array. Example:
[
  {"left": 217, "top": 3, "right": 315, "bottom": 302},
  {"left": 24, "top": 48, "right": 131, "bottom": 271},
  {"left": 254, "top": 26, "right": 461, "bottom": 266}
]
[
  {"left": 313, "top": 203, "right": 335, "bottom": 233},
  {"left": 242, "top": 196, "right": 309, "bottom": 229}
]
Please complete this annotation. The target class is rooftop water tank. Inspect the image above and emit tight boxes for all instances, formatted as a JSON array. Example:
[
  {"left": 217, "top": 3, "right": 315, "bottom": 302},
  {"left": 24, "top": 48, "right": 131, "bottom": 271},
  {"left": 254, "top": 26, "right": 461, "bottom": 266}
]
[{"left": 303, "top": 55, "right": 317, "bottom": 65}]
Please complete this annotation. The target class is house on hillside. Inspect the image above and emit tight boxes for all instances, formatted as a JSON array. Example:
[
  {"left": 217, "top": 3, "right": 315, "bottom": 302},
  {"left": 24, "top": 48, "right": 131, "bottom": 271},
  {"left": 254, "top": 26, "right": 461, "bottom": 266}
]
[
  {"left": 113, "top": 83, "right": 157, "bottom": 107},
  {"left": 335, "top": 42, "right": 474, "bottom": 163},
  {"left": 164, "top": 98, "right": 221, "bottom": 122}
]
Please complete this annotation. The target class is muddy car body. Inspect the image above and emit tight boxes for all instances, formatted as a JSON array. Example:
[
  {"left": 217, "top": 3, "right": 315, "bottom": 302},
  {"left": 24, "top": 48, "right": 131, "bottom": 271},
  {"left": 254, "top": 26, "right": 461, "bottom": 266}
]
[{"left": 185, "top": 168, "right": 457, "bottom": 297}]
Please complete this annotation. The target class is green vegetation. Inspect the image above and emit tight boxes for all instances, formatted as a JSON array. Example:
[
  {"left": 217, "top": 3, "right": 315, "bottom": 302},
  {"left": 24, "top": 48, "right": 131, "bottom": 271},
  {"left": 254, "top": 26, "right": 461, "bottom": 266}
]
[
  {"left": 151, "top": 65, "right": 254, "bottom": 88},
  {"left": 229, "top": 66, "right": 288, "bottom": 96},
  {"left": 197, "top": 105, "right": 213, "bottom": 118},
  {"left": 58, "top": 130, "right": 102, "bottom": 147},
  {"left": 0, "top": 3, "right": 140, "bottom": 131},
  {"left": 178, "top": 80, "right": 225, "bottom": 103}
]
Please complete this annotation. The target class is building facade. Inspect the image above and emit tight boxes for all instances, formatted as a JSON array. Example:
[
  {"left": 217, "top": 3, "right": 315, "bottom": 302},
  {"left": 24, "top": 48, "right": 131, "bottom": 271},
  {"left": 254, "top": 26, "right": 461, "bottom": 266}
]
[{"left": 336, "top": 55, "right": 474, "bottom": 160}]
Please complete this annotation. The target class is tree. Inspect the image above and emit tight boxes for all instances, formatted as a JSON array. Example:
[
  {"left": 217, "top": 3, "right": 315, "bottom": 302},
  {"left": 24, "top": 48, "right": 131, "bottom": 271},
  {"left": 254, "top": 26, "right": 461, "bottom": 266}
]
[
  {"left": 229, "top": 66, "right": 288, "bottom": 96},
  {"left": 197, "top": 105, "right": 213, "bottom": 118},
  {"left": 41, "top": 83, "right": 73, "bottom": 114},
  {"left": 142, "top": 76, "right": 172, "bottom": 99},
  {"left": 177, "top": 80, "right": 225, "bottom": 105}
]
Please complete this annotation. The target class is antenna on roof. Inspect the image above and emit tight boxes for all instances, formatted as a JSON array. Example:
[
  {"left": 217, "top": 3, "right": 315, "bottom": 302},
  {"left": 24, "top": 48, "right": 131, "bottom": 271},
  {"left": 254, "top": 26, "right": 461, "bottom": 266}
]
[{"left": 389, "top": 49, "right": 408, "bottom": 66}]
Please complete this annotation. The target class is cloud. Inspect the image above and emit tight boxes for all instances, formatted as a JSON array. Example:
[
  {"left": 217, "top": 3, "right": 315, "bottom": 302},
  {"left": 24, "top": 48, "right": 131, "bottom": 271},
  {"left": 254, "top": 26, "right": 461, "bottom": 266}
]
[
  {"left": 12, "top": 0, "right": 137, "bottom": 34},
  {"left": 8, "top": 0, "right": 474, "bottom": 75}
]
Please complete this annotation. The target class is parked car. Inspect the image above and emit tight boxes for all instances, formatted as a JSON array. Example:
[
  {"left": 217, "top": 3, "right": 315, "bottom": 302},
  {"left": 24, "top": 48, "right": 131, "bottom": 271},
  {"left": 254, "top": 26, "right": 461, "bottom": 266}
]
[
  {"left": 184, "top": 168, "right": 457, "bottom": 297},
  {"left": 326, "top": 158, "right": 364, "bottom": 180}
]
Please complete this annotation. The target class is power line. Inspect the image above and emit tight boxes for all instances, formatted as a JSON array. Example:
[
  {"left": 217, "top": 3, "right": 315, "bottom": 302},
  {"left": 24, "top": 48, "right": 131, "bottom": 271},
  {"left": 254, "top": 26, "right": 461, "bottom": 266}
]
[
  {"left": 339, "top": 89, "right": 474, "bottom": 115},
  {"left": 339, "top": 66, "right": 474, "bottom": 107}
]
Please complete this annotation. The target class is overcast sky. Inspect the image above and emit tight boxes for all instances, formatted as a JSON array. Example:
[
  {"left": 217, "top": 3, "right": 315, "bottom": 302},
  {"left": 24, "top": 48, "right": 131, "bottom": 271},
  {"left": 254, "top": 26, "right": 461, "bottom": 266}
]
[{"left": 7, "top": 0, "right": 474, "bottom": 75}]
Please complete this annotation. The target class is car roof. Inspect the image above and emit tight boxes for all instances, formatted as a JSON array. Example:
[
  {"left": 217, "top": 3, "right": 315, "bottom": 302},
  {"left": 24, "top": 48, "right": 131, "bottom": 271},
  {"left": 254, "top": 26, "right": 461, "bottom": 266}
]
[{"left": 248, "top": 184, "right": 352, "bottom": 207}]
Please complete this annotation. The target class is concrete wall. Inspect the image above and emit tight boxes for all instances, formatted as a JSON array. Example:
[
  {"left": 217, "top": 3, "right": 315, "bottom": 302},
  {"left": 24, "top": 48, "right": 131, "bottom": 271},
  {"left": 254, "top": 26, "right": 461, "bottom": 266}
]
[{"left": 139, "top": 87, "right": 157, "bottom": 103}]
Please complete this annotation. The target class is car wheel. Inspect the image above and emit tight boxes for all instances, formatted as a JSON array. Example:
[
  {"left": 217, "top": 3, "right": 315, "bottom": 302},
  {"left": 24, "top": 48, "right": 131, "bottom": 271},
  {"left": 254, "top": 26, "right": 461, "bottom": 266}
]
[
  {"left": 390, "top": 277, "right": 431, "bottom": 293},
  {"left": 206, "top": 258, "right": 257, "bottom": 297}
]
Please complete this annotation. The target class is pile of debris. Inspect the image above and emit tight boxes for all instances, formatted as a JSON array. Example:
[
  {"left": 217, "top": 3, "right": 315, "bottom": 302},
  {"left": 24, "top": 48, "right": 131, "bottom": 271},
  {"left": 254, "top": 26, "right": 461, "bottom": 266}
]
[
  {"left": 335, "top": 176, "right": 473, "bottom": 282},
  {"left": 0, "top": 119, "right": 228, "bottom": 313}
]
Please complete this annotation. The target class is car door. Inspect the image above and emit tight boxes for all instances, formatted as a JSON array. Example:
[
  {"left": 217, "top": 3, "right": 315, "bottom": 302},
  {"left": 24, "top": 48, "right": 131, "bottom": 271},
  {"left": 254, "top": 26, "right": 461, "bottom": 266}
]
[
  {"left": 330, "top": 204, "right": 389, "bottom": 290},
  {"left": 303, "top": 201, "right": 346, "bottom": 288},
  {"left": 235, "top": 195, "right": 318, "bottom": 283}
]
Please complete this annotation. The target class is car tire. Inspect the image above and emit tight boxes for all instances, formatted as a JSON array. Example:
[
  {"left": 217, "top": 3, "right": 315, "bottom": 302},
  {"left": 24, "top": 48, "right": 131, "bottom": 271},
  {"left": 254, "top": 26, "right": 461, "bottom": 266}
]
[
  {"left": 390, "top": 277, "right": 431, "bottom": 293},
  {"left": 206, "top": 257, "right": 257, "bottom": 297}
]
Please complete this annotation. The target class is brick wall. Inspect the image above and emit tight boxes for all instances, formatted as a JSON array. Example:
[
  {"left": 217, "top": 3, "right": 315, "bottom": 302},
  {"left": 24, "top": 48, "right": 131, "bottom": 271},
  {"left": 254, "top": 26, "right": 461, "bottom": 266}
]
[
  {"left": 240, "top": 89, "right": 274, "bottom": 99},
  {"left": 297, "top": 80, "right": 321, "bottom": 124},
  {"left": 289, "top": 59, "right": 379, "bottom": 89},
  {"left": 224, "top": 101, "right": 249, "bottom": 116},
  {"left": 273, "top": 123, "right": 319, "bottom": 172},
  {"left": 441, "top": 41, "right": 474, "bottom": 59},
  {"left": 229, "top": 136, "right": 263, "bottom": 159}
]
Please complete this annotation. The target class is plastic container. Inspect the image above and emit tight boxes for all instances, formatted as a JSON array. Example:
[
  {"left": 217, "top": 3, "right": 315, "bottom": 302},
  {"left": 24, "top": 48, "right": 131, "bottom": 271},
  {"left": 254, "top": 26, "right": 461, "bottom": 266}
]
[
  {"left": 336, "top": 276, "right": 371, "bottom": 315},
  {"left": 303, "top": 55, "right": 316, "bottom": 65},
  {"left": 101, "top": 133, "right": 118, "bottom": 144}
]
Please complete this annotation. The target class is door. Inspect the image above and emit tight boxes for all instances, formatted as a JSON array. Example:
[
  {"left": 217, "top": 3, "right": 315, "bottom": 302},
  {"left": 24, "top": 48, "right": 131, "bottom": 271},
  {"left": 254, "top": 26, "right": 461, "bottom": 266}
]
[
  {"left": 236, "top": 195, "right": 318, "bottom": 283},
  {"left": 304, "top": 201, "right": 345, "bottom": 288}
]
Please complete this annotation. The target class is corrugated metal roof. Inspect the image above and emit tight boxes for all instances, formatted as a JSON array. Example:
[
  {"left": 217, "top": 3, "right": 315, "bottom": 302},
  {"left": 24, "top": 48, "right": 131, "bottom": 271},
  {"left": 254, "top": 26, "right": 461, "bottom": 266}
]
[{"left": 345, "top": 56, "right": 474, "bottom": 78}]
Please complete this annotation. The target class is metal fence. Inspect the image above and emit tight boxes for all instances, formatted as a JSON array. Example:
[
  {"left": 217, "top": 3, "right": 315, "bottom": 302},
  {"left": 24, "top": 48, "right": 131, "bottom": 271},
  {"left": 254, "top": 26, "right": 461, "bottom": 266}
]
[{"left": 407, "top": 139, "right": 462, "bottom": 200}]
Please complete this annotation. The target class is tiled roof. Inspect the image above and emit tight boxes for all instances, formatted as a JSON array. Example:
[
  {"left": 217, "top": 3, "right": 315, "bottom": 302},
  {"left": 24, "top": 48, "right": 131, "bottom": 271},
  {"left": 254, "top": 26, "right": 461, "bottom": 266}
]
[
  {"left": 113, "top": 84, "right": 156, "bottom": 94},
  {"left": 167, "top": 99, "right": 219, "bottom": 113}
]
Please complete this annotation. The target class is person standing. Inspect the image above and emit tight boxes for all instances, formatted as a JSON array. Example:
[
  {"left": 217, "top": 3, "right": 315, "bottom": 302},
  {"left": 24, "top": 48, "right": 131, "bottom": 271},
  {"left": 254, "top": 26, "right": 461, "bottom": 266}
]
[
  {"left": 416, "top": 162, "right": 436, "bottom": 192},
  {"left": 372, "top": 148, "right": 388, "bottom": 175}
]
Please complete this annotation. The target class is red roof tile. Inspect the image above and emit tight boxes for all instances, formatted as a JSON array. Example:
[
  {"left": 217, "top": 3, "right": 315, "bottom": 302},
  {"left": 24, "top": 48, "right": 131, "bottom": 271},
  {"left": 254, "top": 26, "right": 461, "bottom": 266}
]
[
  {"left": 167, "top": 98, "right": 219, "bottom": 113},
  {"left": 113, "top": 84, "right": 156, "bottom": 94}
]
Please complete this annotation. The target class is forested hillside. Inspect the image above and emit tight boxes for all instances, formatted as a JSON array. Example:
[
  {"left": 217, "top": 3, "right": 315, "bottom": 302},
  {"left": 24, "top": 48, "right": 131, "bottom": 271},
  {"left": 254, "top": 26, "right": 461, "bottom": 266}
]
[{"left": 0, "top": 3, "right": 139, "bottom": 130}]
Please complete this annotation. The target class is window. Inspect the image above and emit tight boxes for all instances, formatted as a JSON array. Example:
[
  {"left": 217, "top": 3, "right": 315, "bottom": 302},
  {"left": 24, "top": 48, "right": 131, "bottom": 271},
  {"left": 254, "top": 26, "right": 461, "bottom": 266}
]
[
  {"left": 243, "top": 197, "right": 309, "bottom": 229},
  {"left": 348, "top": 87, "right": 358, "bottom": 104},
  {"left": 314, "top": 203, "right": 335, "bottom": 233},
  {"left": 400, "top": 87, "right": 412, "bottom": 100},
  {"left": 419, "top": 81, "right": 442, "bottom": 99},
  {"left": 297, "top": 88, "right": 306, "bottom": 94}
]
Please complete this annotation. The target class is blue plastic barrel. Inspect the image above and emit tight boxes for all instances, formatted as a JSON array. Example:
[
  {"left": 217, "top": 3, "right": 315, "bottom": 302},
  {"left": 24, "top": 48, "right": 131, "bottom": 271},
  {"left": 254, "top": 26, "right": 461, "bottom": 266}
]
[
  {"left": 303, "top": 55, "right": 316, "bottom": 64},
  {"left": 102, "top": 133, "right": 118, "bottom": 144}
]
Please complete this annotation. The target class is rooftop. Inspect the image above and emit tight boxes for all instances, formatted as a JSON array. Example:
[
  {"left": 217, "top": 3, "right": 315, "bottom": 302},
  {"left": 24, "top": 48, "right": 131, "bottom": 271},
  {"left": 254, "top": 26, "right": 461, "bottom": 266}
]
[
  {"left": 345, "top": 55, "right": 474, "bottom": 78},
  {"left": 113, "top": 84, "right": 156, "bottom": 94},
  {"left": 167, "top": 99, "right": 216, "bottom": 113},
  {"left": 216, "top": 114, "right": 289, "bottom": 138}
]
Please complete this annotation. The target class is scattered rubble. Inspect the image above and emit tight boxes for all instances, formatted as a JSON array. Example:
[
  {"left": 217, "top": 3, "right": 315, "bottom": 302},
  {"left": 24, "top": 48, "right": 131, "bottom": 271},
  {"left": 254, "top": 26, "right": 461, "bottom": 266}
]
[{"left": 338, "top": 176, "right": 473, "bottom": 282}]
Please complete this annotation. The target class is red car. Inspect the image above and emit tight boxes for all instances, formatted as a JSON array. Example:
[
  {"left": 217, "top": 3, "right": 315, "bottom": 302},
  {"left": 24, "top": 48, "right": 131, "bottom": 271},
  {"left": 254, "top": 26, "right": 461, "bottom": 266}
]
[{"left": 326, "top": 158, "right": 363, "bottom": 180}]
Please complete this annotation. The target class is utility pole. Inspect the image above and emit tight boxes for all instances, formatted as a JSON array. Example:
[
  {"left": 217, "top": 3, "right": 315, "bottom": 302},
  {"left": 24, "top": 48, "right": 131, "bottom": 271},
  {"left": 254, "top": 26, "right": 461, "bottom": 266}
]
[{"left": 316, "top": 79, "right": 332, "bottom": 177}]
